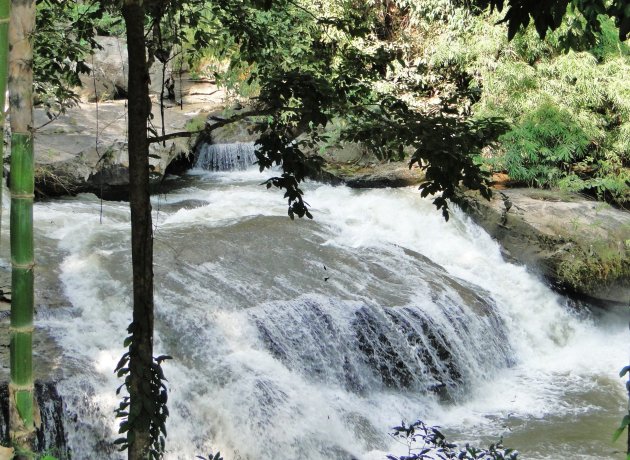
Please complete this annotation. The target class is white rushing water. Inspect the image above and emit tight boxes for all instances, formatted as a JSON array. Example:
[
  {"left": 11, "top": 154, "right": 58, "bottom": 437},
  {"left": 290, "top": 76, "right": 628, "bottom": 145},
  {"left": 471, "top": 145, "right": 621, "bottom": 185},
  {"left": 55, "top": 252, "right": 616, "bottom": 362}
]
[
  {"left": 30, "top": 166, "right": 628, "bottom": 460},
  {"left": 195, "top": 143, "right": 258, "bottom": 171}
]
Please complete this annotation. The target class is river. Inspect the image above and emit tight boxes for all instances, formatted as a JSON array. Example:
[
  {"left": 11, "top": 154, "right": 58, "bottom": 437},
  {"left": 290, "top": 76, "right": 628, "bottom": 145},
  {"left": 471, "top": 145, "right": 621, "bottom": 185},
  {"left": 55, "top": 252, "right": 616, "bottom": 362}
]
[{"left": 23, "top": 154, "right": 629, "bottom": 459}]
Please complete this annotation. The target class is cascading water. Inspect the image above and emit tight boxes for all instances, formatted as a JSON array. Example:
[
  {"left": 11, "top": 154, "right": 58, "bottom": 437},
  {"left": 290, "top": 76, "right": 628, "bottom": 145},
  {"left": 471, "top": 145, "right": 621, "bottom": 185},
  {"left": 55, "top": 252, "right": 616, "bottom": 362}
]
[
  {"left": 195, "top": 142, "right": 258, "bottom": 171},
  {"left": 25, "top": 166, "right": 628, "bottom": 460}
]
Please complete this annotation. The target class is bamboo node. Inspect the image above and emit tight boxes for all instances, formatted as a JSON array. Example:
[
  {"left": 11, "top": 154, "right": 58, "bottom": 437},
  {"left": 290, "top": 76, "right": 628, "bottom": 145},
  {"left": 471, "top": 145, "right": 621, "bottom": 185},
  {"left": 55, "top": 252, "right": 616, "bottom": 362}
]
[
  {"left": 8, "top": 382, "right": 34, "bottom": 392},
  {"left": 10, "top": 193, "right": 35, "bottom": 199},
  {"left": 10, "top": 428, "right": 36, "bottom": 442},
  {"left": 9, "top": 325, "right": 35, "bottom": 334},
  {"left": 0, "top": 17, "right": 9, "bottom": 24},
  {"left": 11, "top": 262, "right": 35, "bottom": 270}
]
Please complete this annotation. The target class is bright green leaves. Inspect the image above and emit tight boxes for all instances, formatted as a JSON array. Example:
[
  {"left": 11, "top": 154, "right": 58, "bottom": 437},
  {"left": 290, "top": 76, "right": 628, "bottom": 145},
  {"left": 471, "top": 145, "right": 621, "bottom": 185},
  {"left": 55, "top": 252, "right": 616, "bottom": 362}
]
[
  {"left": 34, "top": 0, "right": 105, "bottom": 112},
  {"left": 498, "top": 102, "right": 591, "bottom": 187},
  {"left": 613, "top": 415, "right": 630, "bottom": 442}
]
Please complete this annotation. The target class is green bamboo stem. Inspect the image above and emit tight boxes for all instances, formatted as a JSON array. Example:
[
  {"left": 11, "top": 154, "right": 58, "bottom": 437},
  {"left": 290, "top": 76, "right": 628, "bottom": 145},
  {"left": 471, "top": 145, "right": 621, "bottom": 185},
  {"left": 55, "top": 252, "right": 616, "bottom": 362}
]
[
  {"left": 9, "top": 137, "right": 35, "bottom": 452},
  {"left": 0, "top": 0, "right": 9, "bottom": 238},
  {"left": 8, "top": 0, "right": 36, "bottom": 452}
]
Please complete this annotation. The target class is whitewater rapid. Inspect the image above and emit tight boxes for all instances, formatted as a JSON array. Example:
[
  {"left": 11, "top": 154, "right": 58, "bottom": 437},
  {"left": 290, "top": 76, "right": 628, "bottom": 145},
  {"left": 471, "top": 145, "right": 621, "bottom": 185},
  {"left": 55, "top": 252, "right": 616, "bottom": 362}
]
[{"left": 28, "top": 168, "right": 628, "bottom": 459}]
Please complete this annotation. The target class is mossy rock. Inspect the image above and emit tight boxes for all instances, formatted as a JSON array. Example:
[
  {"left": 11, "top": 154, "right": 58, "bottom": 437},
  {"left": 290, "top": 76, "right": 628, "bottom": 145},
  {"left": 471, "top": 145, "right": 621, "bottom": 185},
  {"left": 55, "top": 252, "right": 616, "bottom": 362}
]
[{"left": 454, "top": 188, "right": 630, "bottom": 305}]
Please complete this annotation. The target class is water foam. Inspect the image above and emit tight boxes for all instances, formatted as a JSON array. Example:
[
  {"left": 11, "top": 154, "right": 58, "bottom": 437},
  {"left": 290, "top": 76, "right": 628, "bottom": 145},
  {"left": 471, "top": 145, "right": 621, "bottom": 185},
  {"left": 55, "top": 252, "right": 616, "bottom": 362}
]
[{"left": 32, "top": 176, "right": 628, "bottom": 459}]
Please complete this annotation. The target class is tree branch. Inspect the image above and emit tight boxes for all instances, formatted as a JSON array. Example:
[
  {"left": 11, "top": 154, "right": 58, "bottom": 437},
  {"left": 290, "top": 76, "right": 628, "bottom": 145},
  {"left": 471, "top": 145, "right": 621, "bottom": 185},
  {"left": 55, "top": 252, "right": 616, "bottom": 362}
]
[{"left": 147, "top": 106, "right": 303, "bottom": 144}]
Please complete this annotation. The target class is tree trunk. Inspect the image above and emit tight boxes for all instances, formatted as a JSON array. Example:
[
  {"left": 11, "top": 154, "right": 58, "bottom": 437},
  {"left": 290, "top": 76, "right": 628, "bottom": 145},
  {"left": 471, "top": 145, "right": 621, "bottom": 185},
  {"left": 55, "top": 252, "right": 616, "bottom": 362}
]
[
  {"left": 0, "top": 0, "right": 8, "bottom": 237},
  {"left": 122, "top": 1, "right": 155, "bottom": 459},
  {"left": 8, "top": 0, "right": 36, "bottom": 454}
]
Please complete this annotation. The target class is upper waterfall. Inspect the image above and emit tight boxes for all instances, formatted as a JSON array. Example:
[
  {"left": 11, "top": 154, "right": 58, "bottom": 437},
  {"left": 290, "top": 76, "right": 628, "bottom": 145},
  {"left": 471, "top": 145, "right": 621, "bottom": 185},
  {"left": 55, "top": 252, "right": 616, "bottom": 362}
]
[{"left": 195, "top": 142, "right": 258, "bottom": 171}]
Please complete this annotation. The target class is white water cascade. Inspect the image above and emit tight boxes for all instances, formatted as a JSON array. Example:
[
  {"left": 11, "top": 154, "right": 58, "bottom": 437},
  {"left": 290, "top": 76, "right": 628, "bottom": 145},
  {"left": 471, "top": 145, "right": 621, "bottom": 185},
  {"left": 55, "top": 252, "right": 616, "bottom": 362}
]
[
  {"left": 195, "top": 142, "right": 258, "bottom": 171},
  {"left": 28, "top": 167, "right": 628, "bottom": 460}
]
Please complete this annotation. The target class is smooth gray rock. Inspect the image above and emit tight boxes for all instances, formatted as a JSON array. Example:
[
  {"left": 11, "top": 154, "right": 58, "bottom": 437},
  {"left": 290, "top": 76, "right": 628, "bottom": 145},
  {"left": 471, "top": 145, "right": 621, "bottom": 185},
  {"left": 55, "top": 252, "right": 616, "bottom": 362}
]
[
  {"left": 31, "top": 101, "right": 203, "bottom": 200},
  {"left": 454, "top": 188, "right": 630, "bottom": 305}
]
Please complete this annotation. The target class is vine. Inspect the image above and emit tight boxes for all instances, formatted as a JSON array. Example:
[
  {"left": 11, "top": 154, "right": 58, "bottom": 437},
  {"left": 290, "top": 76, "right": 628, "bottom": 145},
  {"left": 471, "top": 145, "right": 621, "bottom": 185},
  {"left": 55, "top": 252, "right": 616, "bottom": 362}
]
[
  {"left": 616, "top": 306, "right": 630, "bottom": 460},
  {"left": 114, "top": 323, "right": 172, "bottom": 459}
]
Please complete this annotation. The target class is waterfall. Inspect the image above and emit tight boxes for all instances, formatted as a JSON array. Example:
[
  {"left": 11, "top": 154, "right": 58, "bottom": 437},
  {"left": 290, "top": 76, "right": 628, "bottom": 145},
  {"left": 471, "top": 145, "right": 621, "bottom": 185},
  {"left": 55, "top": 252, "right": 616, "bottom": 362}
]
[
  {"left": 195, "top": 142, "right": 258, "bottom": 171},
  {"left": 0, "top": 383, "right": 68, "bottom": 455},
  {"left": 252, "top": 284, "right": 512, "bottom": 399},
  {"left": 30, "top": 173, "right": 628, "bottom": 460}
]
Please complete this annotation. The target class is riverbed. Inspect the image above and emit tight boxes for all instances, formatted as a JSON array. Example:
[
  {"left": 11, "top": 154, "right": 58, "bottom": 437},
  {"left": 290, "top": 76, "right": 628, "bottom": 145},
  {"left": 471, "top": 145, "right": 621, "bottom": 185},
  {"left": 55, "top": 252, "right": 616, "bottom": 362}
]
[{"left": 8, "top": 165, "right": 628, "bottom": 459}]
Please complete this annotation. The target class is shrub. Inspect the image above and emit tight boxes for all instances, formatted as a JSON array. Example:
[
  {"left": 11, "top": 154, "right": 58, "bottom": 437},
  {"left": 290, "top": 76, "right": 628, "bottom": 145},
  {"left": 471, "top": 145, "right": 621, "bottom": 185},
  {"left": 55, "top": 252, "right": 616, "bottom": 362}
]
[{"left": 497, "top": 102, "right": 591, "bottom": 188}]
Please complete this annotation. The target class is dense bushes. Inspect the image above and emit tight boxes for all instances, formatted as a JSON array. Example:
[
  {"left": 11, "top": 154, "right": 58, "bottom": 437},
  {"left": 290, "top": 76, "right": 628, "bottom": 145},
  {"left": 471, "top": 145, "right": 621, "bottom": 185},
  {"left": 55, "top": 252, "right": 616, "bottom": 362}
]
[
  {"left": 496, "top": 102, "right": 592, "bottom": 187},
  {"left": 429, "top": 10, "right": 629, "bottom": 205},
  {"left": 380, "top": 3, "right": 629, "bottom": 206}
]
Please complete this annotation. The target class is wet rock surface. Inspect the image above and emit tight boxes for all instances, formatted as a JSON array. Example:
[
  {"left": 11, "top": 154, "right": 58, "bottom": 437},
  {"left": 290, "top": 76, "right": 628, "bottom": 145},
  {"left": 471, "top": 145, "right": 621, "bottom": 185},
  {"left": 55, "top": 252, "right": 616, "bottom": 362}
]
[
  {"left": 30, "top": 100, "right": 209, "bottom": 200},
  {"left": 453, "top": 188, "right": 630, "bottom": 305}
]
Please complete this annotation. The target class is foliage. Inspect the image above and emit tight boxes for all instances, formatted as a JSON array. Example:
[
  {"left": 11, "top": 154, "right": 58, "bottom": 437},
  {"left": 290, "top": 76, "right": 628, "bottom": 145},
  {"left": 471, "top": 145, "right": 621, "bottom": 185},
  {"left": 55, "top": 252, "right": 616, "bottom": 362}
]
[
  {"left": 414, "top": 4, "right": 630, "bottom": 206},
  {"left": 387, "top": 420, "right": 519, "bottom": 460},
  {"left": 33, "top": 0, "right": 103, "bottom": 113},
  {"left": 196, "top": 0, "right": 510, "bottom": 217},
  {"left": 470, "top": 0, "right": 630, "bottom": 42},
  {"left": 114, "top": 324, "right": 172, "bottom": 460},
  {"left": 196, "top": 452, "right": 224, "bottom": 460},
  {"left": 618, "top": 365, "right": 630, "bottom": 460},
  {"left": 497, "top": 102, "right": 591, "bottom": 187}
]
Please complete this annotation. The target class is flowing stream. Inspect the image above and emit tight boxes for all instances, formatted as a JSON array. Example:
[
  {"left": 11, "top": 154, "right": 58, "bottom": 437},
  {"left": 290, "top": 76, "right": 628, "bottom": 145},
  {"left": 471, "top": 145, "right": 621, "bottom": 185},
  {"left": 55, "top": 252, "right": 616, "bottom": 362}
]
[{"left": 24, "top": 145, "right": 629, "bottom": 459}]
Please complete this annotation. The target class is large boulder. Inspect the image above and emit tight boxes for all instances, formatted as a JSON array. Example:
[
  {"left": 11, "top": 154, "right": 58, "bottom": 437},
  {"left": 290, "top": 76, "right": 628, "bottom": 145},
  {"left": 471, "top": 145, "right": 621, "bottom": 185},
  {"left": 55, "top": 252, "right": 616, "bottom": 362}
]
[
  {"left": 454, "top": 188, "right": 630, "bottom": 305},
  {"left": 317, "top": 142, "right": 425, "bottom": 188},
  {"left": 31, "top": 100, "right": 203, "bottom": 200},
  {"left": 78, "top": 36, "right": 129, "bottom": 102},
  {"left": 77, "top": 36, "right": 228, "bottom": 104}
]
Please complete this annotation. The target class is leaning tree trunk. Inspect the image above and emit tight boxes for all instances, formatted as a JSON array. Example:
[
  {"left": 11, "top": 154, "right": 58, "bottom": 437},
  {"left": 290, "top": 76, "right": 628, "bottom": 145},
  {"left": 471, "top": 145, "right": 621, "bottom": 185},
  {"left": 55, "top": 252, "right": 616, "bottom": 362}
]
[
  {"left": 0, "top": 0, "right": 8, "bottom": 237},
  {"left": 8, "top": 0, "right": 36, "bottom": 454},
  {"left": 121, "top": 1, "right": 155, "bottom": 458}
]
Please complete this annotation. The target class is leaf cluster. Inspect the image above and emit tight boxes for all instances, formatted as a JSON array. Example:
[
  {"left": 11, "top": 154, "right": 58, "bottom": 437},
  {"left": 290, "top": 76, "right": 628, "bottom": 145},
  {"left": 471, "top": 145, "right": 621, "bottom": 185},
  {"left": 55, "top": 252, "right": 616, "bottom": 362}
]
[
  {"left": 196, "top": 452, "right": 224, "bottom": 460},
  {"left": 497, "top": 102, "right": 591, "bottom": 187},
  {"left": 114, "top": 323, "right": 172, "bottom": 459},
  {"left": 387, "top": 420, "right": 519, "bottom": 460},
  {"left": 194, "top": 0, "right": 513, "bottom": 217},
  {"left": 33, "top": 0, "right": 107, "bottom": 113},
  {"left": 469, "top": 0, "right": 629, "bottom": 42},
  {"left": 418, "top": 2, "right": 629, "bottom": 205}
]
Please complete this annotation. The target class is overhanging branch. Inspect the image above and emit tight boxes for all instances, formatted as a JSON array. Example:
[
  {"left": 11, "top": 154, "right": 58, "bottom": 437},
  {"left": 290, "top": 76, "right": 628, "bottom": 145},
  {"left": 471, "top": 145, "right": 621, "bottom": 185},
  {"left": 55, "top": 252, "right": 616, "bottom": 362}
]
[
  {"left": 147, "top": 106, "right": 319, "bottom": 145},
  {"left": 147, "top": 107, "right": 277, "bottom": 144}
]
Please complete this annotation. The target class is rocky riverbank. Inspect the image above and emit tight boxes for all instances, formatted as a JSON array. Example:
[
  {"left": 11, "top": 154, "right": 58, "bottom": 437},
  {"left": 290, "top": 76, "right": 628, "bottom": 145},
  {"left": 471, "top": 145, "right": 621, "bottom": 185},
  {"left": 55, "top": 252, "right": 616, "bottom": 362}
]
[
  {"left": 453, "top": 188, "right": 629, "bottom": 305},
  {"left": 314, "top": 143, "right": 629, "bottom": 306},
  {"left": 30, "top": 100, "right": 207, "bottom": 200}
]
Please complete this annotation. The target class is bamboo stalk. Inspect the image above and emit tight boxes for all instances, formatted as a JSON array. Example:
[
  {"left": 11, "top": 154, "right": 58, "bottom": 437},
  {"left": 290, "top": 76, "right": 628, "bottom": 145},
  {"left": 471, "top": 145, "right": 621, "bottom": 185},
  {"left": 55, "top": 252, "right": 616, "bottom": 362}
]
[
  {"left": 0, "top": 0, "right": 9, "bottom": 238},
  {"left": 8, "top": 0, "right": 36, "bottom": 453}
]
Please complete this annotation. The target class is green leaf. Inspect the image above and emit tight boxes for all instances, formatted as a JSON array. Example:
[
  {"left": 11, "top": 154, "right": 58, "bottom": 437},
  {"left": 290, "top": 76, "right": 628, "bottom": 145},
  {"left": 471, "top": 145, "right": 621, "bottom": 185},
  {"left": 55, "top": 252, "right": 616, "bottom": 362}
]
[
  {"left": 613, "top": 426, "right": 625, "bottom": 442},
  {"left": 613, "top": 415, "right": 630, "bottom": 442}
]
